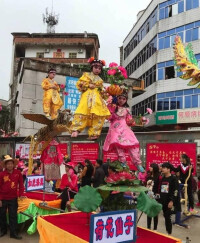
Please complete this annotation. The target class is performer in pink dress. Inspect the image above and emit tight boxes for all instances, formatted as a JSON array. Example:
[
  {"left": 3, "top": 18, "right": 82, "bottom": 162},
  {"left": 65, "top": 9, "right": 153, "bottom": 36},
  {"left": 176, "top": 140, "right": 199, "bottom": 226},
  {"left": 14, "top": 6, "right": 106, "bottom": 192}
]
[{"left": 103, "top": 92, "right": 144, "bottom": 172}]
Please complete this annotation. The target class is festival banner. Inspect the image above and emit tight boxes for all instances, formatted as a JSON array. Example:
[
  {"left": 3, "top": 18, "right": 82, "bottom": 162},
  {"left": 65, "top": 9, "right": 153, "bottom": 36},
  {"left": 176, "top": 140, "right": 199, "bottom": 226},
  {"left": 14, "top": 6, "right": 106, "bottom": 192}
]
[
  {"left": 26, "top": 175, "right": 45, "bottom": 192},
  {"left": 103, "top": 151, "right": 137, "bottom": 171},
  {"left": 15, "top": 143, "right": 41, "bottom": 159},
  {"left": 58, "top": 143, "right": 68, "bottom": 157},
  {"left": 71, "top": 143, "right": 99, "bottom": 165},
  {"left": 146, "top": 143, "right": 196, "bottom": 174},
  {"left": 65, "top": 76, "right": 81, "bottom": 112},
  {"left": 90, "top": 210, "right": 137, "bottom": 243}
]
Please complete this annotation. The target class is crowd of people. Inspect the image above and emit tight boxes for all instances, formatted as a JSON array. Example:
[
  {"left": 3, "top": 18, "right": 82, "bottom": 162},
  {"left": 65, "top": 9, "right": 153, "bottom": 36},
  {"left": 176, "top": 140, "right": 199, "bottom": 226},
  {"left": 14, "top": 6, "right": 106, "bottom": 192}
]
[{"left": 0, "top": 153, "right": 200, "bottom": 239}]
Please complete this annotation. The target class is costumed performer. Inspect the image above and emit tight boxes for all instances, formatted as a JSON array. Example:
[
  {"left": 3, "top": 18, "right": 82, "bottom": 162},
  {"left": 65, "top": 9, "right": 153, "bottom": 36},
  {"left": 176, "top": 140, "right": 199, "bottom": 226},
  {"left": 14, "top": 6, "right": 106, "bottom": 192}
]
[
  {"left": 172, "top": 153, "right": 198, "bottom": 214},
  {"left": 103, "top": 92, "right": 144, "bottom": 172},
  {"left": 42, "top": 68, "right": 63, "bottom": 120},
  {"left": 40, "top": 140, "right": 63, "bottom": 181},
  {"left": 59, "top": 163, "right": 78, "bottom": 212},
  {"left": 71, "top": 57, "right": 110, "bottom": 139}
]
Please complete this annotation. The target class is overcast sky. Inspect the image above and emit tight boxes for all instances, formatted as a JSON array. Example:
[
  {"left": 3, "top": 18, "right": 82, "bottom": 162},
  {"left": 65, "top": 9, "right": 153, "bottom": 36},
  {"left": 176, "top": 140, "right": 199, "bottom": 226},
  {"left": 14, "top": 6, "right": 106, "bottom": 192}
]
[{"left": 0, "top": 0, "right": 151, "bottom": 101}]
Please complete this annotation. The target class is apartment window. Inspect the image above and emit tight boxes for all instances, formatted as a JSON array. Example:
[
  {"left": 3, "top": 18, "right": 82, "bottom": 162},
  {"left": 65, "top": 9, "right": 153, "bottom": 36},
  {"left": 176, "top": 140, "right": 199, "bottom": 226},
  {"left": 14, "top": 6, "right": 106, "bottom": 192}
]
[
  {"left": 69, "top": 53, "right": 77, "bottom": 58},
  {"left": 165, "top": 66, "right": 175, "bottom": 79},
  {"left": 186, "top": 0, "right": 199, "bottom": 10},
  {"left": 36, "top": 52, "right": 44, "bottom": 58},
  {"left": 169, "top": 3, "right": 178, "bottom": 17},
  {"left": 186, "top": 28, "right": 199, "bottom": 42},
  {"left": 132, "top": 95, "right": 156, "bottom": 116}
]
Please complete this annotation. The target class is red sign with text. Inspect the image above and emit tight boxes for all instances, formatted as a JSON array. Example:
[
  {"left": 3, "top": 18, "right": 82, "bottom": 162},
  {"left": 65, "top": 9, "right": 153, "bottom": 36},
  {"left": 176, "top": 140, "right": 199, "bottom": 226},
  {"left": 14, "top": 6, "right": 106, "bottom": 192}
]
[
  {"left": 146, "top": 143, "right": 196, "bottom": 174},
  {"left": 71, "top": 143, "right": 99, "bottom": 165},
  {"left": 103, "top": 151, "right": 137, "bottom": 171},
  {"left": 58, "top": 143, "right": 68, "bottom": 157}
]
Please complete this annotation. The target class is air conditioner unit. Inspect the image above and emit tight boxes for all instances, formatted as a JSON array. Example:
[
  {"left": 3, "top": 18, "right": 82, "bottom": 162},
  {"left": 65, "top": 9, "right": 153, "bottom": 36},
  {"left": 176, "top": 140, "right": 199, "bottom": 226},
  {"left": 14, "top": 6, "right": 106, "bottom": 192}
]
[
  {"left": 78, "top": 49, "right": 83, "bottom": 53},
  {"left": 44, "top": 48, "right": 50, "bottom": 53}
]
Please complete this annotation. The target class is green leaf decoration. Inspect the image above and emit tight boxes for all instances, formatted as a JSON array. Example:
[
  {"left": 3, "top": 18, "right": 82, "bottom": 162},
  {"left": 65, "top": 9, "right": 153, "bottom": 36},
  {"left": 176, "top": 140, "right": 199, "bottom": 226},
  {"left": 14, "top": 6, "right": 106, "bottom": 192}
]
[
  {"left": 137, "top": 191, "right": 162, "bottom": 218},
  {"left": 74, "top": 186, "right": 102, "bottom": 212},
  {"left": 98, "top": 184, "right": 147, "bottom": 193}
]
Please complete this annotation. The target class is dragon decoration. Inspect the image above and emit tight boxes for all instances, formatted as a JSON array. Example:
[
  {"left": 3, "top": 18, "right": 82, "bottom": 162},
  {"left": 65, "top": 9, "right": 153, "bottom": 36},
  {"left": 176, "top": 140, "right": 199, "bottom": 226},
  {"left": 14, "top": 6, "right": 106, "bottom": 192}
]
[{"left": 174, "top": 35, "right": 200, "bottom": 87}]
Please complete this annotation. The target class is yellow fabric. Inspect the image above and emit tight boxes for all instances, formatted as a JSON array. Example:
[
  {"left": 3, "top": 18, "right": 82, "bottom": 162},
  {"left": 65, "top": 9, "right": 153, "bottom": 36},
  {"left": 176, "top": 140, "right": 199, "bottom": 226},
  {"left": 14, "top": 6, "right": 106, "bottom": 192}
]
[
  {"left": 42, "top": 78, "right": 63, "bottom": 119},
  {"left": 37, "top": 215, "right": 88, "bottom": 243},
  {"left": 17, "top": 197, "right": 61, "bottom": 213},
  {"left": 71, "top": 114, "right": 105, "bottom": 137},
  {"left": 71, "top": 72, "right": 110, "bottom": 137},
  {"left": 75, "top": 72, "right": 110, "bottom": 117}
]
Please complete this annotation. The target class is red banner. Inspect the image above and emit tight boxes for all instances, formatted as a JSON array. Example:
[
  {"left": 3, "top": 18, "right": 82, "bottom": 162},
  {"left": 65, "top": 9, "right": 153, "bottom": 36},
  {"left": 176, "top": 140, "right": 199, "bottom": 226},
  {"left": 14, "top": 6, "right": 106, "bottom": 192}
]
[
  {"left": 146, "top": 143, "right": 196, "bottom": 174},
  {"left": 71, "top": 143, "right": 99, "bottom": 165},
  {"left": 58, "top": 143, "right": 68, "bottom": 157},
  {"left": 103, "top": 151, "right": 137, "bottom": 171}
]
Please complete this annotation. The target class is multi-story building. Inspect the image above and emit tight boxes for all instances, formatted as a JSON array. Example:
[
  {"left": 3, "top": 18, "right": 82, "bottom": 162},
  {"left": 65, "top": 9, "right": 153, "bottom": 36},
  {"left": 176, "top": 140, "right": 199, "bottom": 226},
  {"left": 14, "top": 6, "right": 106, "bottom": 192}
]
[{"left": 122, "top": 0, "right": 200, "bottom": 129}]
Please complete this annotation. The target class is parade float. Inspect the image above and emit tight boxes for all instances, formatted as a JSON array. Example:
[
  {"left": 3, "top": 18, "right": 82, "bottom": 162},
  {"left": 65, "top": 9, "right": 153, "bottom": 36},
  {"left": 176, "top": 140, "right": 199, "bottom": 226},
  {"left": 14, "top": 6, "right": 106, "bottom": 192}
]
[{"left": 18, "top": 60, "right": 183, "bottom": 243}]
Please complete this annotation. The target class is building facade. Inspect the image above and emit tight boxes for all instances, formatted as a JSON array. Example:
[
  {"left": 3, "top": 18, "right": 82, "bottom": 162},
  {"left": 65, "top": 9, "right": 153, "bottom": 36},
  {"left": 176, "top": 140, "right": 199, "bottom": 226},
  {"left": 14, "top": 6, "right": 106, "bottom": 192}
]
[{"left": 122, "top": 0, "right": 200, "bottom": 129}]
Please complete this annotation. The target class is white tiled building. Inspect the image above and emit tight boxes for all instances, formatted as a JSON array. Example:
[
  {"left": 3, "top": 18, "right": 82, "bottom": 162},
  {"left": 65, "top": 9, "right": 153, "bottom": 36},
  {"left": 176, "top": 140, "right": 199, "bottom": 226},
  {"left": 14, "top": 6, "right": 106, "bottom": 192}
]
[{"left": 122, "top": 0, "right": 200, "bottom": 128}]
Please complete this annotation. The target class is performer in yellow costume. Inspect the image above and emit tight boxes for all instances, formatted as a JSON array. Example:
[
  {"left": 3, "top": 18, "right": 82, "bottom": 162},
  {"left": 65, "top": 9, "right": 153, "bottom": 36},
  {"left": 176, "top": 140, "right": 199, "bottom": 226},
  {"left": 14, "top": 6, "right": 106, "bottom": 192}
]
[
  {"left": 71, "top": 58, "right": 110, "bottom": 139},
  {"left": 42, "top": 69, "right": 63, "bottom": 120}
]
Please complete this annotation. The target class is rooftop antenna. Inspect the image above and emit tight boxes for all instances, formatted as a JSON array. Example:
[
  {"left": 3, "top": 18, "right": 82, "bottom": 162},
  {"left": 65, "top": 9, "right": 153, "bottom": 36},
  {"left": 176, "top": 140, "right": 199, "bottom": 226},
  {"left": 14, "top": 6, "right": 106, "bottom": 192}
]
[{"left": 43, "top": 0, "right": 59, "bottom": 33}]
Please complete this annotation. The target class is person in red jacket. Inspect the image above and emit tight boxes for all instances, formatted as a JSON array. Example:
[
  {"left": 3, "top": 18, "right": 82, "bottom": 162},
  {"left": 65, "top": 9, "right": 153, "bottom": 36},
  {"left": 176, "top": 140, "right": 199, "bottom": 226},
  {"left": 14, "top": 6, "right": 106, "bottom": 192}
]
[
  {"left": 60, "top": 162, "right": 78, "bottom": 212},
  {"left": 0, "top": 155, "right": 25, "bottom": 239}
]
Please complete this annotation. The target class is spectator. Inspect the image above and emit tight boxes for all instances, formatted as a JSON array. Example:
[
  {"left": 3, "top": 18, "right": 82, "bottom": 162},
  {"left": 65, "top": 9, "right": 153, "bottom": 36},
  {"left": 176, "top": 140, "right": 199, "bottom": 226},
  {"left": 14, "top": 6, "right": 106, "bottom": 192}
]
[
  {"left": 15, "top": 155, "right": 24, "bottom": 172},
  {"left": 60, "top": 163, "right": 78, "bottom": 212},
  {"left": 32, "top": 160, "right": 41, "bottom": 175},
  {"left": 92, "top": 160, "right": 105, "bottom": 188},
  {"left": 80, "top": 159, "right": 94, "bottom": 187},
  {"left": 146, "top": 163, "right": 161, "bottom": 231},
  {"left": 0, "top": 155, "right": 25, "bottom": 239},
  {"left": 160, "top": 162, "right": 179, "bottom": 235},
  {"left": 102, "top": 159, "right": 110, "bottom": 177}
]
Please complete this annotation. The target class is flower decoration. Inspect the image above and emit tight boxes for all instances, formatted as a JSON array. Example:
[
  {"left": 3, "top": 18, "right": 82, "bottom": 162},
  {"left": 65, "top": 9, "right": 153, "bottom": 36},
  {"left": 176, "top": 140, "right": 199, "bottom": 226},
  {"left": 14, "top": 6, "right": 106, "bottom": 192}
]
[
  {"left": 146, "top": 108, "right": 153, "bottom": 114},
  {"left": 63, "top": 91, "right": 69, "bottom": 96},
  {"left": 105, "top": 171, "right": 137, "bottom": 186},
  {"left": 101, "top": 60, "right": 106, "bottom": 66},
  {"left": 88, "top": 57, "right": 95, "bottom": 63},
  {"left": 60, "top": 84, "right": 65, "bottom": 89},
  {"left": 107, "top": 62, "right": 128, "bottom": 85},
  {"left": 0, "top": 103, "right": 2, "bottom": 111}
]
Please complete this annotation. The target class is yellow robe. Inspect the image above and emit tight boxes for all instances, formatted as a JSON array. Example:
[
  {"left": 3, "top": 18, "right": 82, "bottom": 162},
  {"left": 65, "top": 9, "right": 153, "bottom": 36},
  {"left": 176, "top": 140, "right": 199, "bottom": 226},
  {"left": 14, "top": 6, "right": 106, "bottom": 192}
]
[
  {"left": 42, "top": 78, "right": 63, "bottom": 120},
  {"left": 71, "top": 72, "right": 110, "bottom": 137}
]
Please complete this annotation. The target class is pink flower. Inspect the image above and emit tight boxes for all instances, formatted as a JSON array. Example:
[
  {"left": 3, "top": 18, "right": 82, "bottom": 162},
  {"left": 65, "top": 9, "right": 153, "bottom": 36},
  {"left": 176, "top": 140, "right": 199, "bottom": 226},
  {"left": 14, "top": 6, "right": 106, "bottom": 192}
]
[
  {"left": 60, "top": 84, "right": 65, "bottom": 89},
  {"left": 0, "top": 104, "right": 2, "bottom": 111},
  {"left": 146, "top": 108, "right": 153, "bottom": 114},
  {"left": 107, "top": 69, "right": 117, "bottom": 75},
  {"left": 142, "top": 117, "right": 147, "bottom": 122},
  {"left": 109, "top": 62, "right": 118, "bottom": 68},
  {"left": 118, "top": 66, "right": 128, "bottom": 79},
  {"left": 63, "top": 91, "right": 69, "bottom": 96},
  {"left": 145, "top": 118, "right": 150, "bottom": 125},
  {"left": 13, "top": 132, "right": 19, "bottom": 136}
]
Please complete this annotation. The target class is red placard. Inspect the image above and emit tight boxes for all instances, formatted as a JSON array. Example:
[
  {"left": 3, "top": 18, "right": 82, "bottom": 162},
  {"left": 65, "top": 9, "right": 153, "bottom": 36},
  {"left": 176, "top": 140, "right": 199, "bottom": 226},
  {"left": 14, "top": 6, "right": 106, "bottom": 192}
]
[
  {"left": 146, "top": 143, "right": 196, "bottom": 174},
  {"left": 58, "top": 143, "right": 68, "bottom": 157},
  {"left": 71, "top": 143, "right": 99, "bottom": 165},
  {"left": 103, "top": 151, "right": 137, "bottom": 171}
]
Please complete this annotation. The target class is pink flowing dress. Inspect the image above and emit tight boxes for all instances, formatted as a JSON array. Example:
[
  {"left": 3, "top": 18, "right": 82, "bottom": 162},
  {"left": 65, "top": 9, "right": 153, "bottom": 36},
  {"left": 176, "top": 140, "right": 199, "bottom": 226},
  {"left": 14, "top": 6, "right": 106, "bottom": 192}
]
[{"left": 103, "top": 106, "right": 139, "bottom": 151}]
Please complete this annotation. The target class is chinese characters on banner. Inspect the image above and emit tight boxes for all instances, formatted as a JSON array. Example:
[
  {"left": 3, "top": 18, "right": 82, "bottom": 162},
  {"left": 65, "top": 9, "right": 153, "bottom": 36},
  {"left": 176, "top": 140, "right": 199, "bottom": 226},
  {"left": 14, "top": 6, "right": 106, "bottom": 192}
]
[
  {"left": 103, "top": 151, "right": 137, "bottom": 171},
  {"left": 90, "top": 210, "right": 136, "bottom": 243},
  {"left": 15, "top": 144, "right": 67, "bottom": 159},
  {"left": 177, "top": 108, "right": 200, "bottom": 123},
  {"left": 15, "top": 143, "right": 41, "bottom": 159},
  {"left": 26, "top": 175, "right": 45, "bottom": 191},
  {"left": 71, "top": 143, "right": 99, "bottom": 165},
  {"left": 146, "top": 143, "right": 196, "bottom": 174},
  {"left": 65, "top": 76, "right": 81, "bottom": 112}
]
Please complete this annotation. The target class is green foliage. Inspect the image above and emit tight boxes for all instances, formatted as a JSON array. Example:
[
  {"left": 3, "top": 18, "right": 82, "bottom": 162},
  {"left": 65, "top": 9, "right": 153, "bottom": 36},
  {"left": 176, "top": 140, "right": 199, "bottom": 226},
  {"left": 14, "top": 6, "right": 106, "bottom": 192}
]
[{"left": 101, "top": 192, "right": 136, "bottom": 212}]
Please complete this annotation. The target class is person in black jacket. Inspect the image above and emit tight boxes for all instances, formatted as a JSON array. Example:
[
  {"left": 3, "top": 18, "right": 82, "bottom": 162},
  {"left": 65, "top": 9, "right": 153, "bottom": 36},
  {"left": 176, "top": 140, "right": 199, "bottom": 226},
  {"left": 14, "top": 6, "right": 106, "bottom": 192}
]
[
  {"left": 160, "top": 162, "right": 179, "bottom": 235},
  {"left": 80, "top": 159, "right": 94, "bottom": 187},
  {"left": 92, "top": 160, "right": 105, "bottom": 188},
  {"left": 172, "top": 154, "right": 197, "bottom": 214},
  {"left": 146, "top": 163, "right": 161, "bottom": 230}
]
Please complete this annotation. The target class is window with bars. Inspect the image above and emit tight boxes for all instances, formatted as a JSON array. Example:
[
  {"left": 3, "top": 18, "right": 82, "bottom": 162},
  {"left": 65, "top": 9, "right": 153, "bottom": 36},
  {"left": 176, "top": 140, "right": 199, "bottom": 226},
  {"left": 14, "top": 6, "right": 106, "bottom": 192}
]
[{"left": 69, "top": 53, "right": 77, "bottom": 58}]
